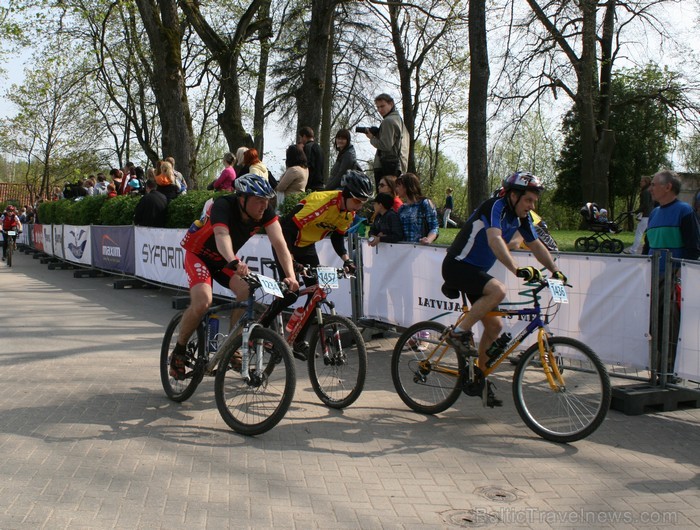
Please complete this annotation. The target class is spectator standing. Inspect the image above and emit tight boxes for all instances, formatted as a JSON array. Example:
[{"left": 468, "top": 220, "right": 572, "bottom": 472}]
[
  {"left": 244, "top": 148, "right": 269, "bottom": 181},
  {"left": 234, "top": 147, "right": 249, "bottom": 176},
  {"left": 443, "top": 187, "right": 458, "bottom": 228},
  {"left": 325, "top": 129, "right": 359, "bottom": 190},
  {"left": 106, "top": 183, "right": 117, "bottom": 198},
  {"left": 395, "top": 173, "right": 438, "bottom": 244},
  {"left": 298, "top": 126, "right": 324, "bottom": 191},
  {"left": 156, "top": 160, "right": 181, "bottom": 202},
  {"left": 209, "top": 152, "right": 237, "bottom": 191},
  {"left": 643, "top": 170, "right": 700, "bottom": 380},
  {"left": 85, "top": 178, "right": 96, "bottom": 196},
  {"left": 368, "top": 192, "right": 403, "bottom": 247},
  {"left": 376, "top": 175, "right": 403, "bottom": 212},
  {"left": 94, "top": 173, "right": 108, "bottom": 195},
  {"left": 134, "top": 179, "right": 168, "bottom": 227},
  {"left": 166, "top": 156, "right": 187, "bottom": 194},
  {"left": 276, "top": 144, "right": 309, "bottom": 204},
  {"left": 363, "top": 93, "right": 410, "bottom": 189}
]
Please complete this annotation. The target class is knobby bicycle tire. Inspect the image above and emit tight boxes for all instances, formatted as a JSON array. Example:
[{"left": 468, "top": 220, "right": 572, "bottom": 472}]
[
  {"left": 391, "top": 321, "right": 465, "bottom": 415},
  {"left": 214, "top": 327, "right": 295, "bottom": 436},
  {"left": 160, "top": 312, "right": 206, "bottom": 402},
  {"left": 513, "top": 336, "right": 611, "bottom": 443},
  {"left": 308, "top": 314, "right": 367, "bottom": 409},
  {"left": 6, "top": 239, "right": 12, "bottom": 267}
]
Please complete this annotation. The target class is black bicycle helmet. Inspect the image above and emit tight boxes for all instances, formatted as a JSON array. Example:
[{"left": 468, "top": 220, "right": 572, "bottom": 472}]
[
  {"left": 234, "top": 173, "right": 275, "bottom": 199},
  {"left": 503, "top": 171, "right": 544, "bottom": 194},
  {"left": 341, "top": 170, "right": 373, "bottom": 199}
]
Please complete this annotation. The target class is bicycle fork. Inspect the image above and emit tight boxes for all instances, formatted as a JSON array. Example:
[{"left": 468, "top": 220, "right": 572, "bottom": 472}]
[{"left": 537, "top": 330, "right": 565, "bottom": 392}]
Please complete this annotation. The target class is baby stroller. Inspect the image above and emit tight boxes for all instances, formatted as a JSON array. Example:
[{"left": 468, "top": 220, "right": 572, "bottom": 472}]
[{"left": 575, "top": 202, "right": 631, "bottom": 253}]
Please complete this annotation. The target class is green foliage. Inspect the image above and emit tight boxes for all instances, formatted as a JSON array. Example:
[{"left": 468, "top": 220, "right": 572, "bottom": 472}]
[
  {"left": 165, "top": 190, "right": 223, "bottom": 228},
  {"left": 278, "top": 192, "right": 310, "bottom": 216},
  {"left": 74, "top": 195, "right": 108, "bottom": 225},
  {"left": 98, "top": 196, "right": 140, "bottom": 226},
  {"left": 552, "top": 109, "right": 583, "bottom": 208},
  {"left": 413, "top": 141, "right": 466, "bottom": 220}
]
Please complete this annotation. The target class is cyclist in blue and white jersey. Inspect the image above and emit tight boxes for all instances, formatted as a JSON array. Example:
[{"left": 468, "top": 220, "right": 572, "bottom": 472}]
[{"left": 441, "top": 171, "right": 566, "bottom": 406}]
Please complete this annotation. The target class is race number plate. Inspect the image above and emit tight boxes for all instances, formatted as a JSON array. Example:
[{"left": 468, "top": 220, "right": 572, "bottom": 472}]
[
  {"left": 317, "top": 267, "right": 339, "bottom": 289},
  {"left": 547, "top": 279, "right": 568, "bottom": 304},
  {"left": 257, "top": 274, "right": 284, "bottom": 298},
  {"left": 7, "top": 231, "right": 16, "bottom": 236}
]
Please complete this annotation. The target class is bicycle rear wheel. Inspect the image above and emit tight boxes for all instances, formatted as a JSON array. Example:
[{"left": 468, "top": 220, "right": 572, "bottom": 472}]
[
  {"left": 391, "top": 321, "right": 465, "bottom": 414},
  {"left": 160, "top": 312, "right": 206, "bottom": 402},
  {"left": 308, "top": 314, "right": 367, "bottom": 409},
  {"left": 513, "top": 336, "right": 611, "bottom": 443},
  {"left": 215, "top": 327, "right": 295, "bottom": 436}
]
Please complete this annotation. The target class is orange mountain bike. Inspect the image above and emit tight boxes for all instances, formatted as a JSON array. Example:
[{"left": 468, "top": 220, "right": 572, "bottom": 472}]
[{"left": 391, "top": 277, "right": 611, "bottom": 443}]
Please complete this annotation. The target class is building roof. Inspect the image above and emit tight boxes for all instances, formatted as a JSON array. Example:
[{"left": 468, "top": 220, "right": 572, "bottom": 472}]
[{"left": 0, "top": 182, "right": 32, "bottom": 207}]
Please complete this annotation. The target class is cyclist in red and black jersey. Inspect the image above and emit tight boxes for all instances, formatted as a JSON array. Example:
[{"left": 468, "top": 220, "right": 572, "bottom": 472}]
[
  {"left": 2, "top": 206, "right": 22, "bottom": 262},
  {"left": 170, "top": 174, "right": 299, "bottom": 380}
]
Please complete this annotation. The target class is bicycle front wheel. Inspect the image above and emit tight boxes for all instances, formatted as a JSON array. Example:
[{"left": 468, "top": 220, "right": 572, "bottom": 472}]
[
  {"left": 308, "top": 314, "right": 367, "bottom": 409},
  {"left": 160, "top": 312, "right": 206, "bottom": 402},
  {"left": 215, "top": 327, "right": 295, "bottom": 436},
  {"left": 513, "top": 336, "right": 611, "bottom": 443},
  {"left": 391, "top": 321, "right": 465, "bottom": 415},
  {"left": 6, "top": 239, "right": 12, "bottom": 267}
]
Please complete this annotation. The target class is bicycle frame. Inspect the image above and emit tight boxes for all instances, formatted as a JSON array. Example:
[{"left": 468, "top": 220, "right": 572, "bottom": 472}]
[{"left": 425, "top": 282, "right": 566, "bottom": 390}]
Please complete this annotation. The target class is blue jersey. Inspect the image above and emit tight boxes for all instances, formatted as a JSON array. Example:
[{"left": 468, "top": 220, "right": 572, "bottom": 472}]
[{"left": 446, "top": 197, "right": 538, "bottom": 271}]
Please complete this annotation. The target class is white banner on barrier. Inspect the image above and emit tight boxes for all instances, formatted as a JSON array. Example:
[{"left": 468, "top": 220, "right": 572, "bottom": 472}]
[
  {"left": 52, "top": 225, "right": 64, "bottom": 259},
  {"left": 63, "top": 225, "right": 92, "bottom": 265},
  {"left": 362, "top": 242, "right": 652, "bottom": 367},
  {"left": 136, "top": 231, "right": 354, "bottom": 317},
  {"left": 135, "top": 227, "right": 188, "bottom": 288},
  {"left": 42, "top": 224, "right": 53, "bottom": 255},
  {"left": 677, "top": 261, "right": 700, "bottom": 380}
]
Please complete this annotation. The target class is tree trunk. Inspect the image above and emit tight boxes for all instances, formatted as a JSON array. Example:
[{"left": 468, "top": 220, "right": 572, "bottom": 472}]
[
  {"left": 180, "top": 0, "right": 262, "bottom": 153},
  {"left": 135, "top": 0, "right": 195, "bottom": 182},
  {"left": 467, "top": 0, "right": 489, "bottom": 212},
  {"left": 296, "top": 0, "right": 336, "bottom": 136},
  {"left": 320, "top": 19, "right": 336, "bottom": 180},
  {"left": 253, "top": 0, "right": 273, "bottom": 156},
  {"left": 389, "top": 3, "right": 416, "bottom": 173}
]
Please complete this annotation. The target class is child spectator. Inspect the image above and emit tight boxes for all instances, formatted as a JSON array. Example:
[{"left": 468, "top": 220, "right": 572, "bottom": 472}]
[{"left": 368, "top": 192, "right": 403, "bottom": 247}]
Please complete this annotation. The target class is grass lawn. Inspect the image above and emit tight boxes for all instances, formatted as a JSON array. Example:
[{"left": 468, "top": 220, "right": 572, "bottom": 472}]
[{"left": 435, "top": 227, "right": 635, "bottom": 252}]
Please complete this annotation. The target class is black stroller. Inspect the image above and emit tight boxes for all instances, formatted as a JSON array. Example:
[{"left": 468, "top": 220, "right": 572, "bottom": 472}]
[{"left": 575, "top": 202, "right": 632, "bottom": 254}]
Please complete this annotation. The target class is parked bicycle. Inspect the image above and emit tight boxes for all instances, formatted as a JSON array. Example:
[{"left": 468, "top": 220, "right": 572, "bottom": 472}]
[
  {"left": 160, "top": 268, "right": 295, "bottom": 436},
  {"left": 259, "top": 258, "right": 367, "bottom": 409},
  {"left": 391, "top": 277, "right": 611, "bottom": 443}
]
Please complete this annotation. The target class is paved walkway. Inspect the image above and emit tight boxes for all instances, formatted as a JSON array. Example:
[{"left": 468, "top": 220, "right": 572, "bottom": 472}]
[{"left": 1, "top": 253, "right": 699, "bottom": 529}]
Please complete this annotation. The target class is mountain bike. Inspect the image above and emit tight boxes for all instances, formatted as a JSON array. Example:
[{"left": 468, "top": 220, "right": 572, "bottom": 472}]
[
  {"left": 3, "top": 230, "right": 18, "bottom": 267},
  {"left": 391, "top": 278, "right": 611, "bottom": 443},
  {"left": 160, "top": 270, "right": 295, "bottom": 436},
  {"left": 259, "top": 258, "right": 367, "bottom": 409}
]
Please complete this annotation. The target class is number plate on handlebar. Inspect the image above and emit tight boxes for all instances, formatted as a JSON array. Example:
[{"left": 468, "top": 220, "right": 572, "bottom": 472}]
[
  {"left": 317, "top": 267, "right": 339, "bottom": 289},
  {"left": 7, "top": 231, "right": 16, "bottom": 236},
  {"left": 257, "top": 274, "right": 284, "bottom": 298},
  {"left": 547, "top": 279, "right": 568, "bottom": 304}
]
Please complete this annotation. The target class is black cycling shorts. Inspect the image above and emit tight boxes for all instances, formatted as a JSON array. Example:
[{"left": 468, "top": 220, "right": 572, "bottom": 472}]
[{"left": 441, "top": 256, "right": 493, "bottom": 305}]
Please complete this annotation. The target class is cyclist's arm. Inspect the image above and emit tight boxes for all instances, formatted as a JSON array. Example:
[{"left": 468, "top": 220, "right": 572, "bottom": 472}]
[
  {"left": 266, "top": 221, "right": 299, "bottom": 291},
  {"left": 487, "top": 227, "right": 519, "bottom": 275},
  {"left": 525, "top": 238, "right": 559, "bottom": 274},
  {"left": 331, "top": 231, "right": 349, "bottom": 261},
  {"left": 212, "top": 225, "right": 247, "bottom": 274}
]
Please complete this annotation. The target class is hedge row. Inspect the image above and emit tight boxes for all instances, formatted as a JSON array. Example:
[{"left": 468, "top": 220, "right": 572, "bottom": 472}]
[{"left": 36, "top": 190, "right": 311, "bottom": 228}]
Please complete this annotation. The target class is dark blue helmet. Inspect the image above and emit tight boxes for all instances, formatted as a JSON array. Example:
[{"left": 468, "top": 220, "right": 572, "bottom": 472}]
[{"left": 234, "top": 173, "right": 275, "bottom": 199}]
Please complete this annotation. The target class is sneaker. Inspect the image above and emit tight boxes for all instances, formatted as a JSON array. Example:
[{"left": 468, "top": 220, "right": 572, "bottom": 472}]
[
  {"left": 483, "top": 380, "right": 503, "bottom": 408},
  {"left": 292, "top": 341, "right": 309, "bottom": 361},
  {"left": 169, "top": 344, "right": 187, "bottom": 380},
  {"left": 446, "top": 329, "right": 477, "bottom": 357}
]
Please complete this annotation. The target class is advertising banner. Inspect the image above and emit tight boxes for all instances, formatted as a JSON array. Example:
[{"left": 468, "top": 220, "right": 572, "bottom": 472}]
[
  {"left": 91, "top": 226, "right": 135, "bottom": 274},
  {"left": 362, "top": 242, "right": 651, "bottom": 367},
  {"left": 62, "top": 225, "right": 92, "bottom": 265},
  {"left": 677, "top": 261, "right": 700, "bottom": 380},
  {"left": 52, "top": 224, "right": 64, "bottom": 259},
  {"left": 33, "top": 224, "right": 44, "bottom": 252},
  {"left": 135, "top": 227, "right": 188, "bottom": 288},
  {"left": 42, "top": 224, "right": 53, "bottom": 255}
]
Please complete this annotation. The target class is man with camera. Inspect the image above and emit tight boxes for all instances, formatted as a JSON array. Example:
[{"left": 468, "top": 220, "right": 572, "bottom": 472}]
[{"left": 359, "top": 93, "right": 410, "bottom": 189}]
